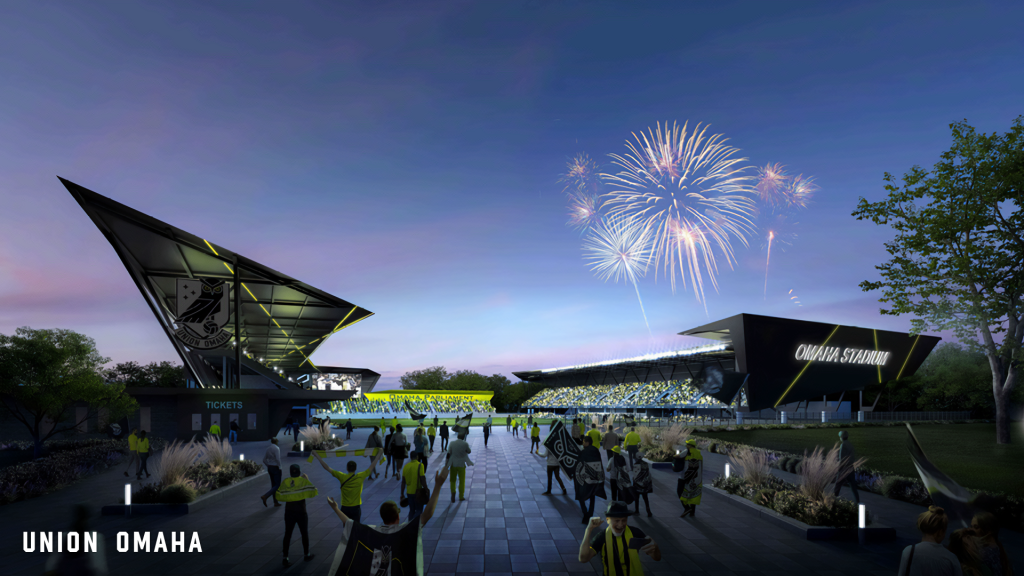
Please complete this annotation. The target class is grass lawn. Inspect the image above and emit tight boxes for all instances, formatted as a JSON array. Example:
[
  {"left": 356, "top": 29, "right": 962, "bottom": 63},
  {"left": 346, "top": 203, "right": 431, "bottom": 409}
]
[
  {"left": 331, "top": 418, "right": 556, "bottom": 429},
  {"left": 692, "top": 423, "right": 1024, "bottom": 497}
]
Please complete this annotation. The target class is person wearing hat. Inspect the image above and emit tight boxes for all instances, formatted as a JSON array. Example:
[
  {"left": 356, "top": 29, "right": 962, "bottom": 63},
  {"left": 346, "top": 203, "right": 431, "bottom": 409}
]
[
  {"left": 578, "top": 501, "right": 661, "bottom": 575},
  {"left": 275, "top": 464, "right": 318, "bottom": 566},
  {"left": 832, "top": 430, "right": 861, "bottom": 504},
  {"left": 631, "top": 451, "right": 654, "bottom": 517},
  {"left": 672, "top": 438, "right": 703, "bottom": 518}
]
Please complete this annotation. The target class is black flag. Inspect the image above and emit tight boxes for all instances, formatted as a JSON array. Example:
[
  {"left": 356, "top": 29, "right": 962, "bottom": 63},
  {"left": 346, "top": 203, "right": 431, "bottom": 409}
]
[
  {"left": 330, "top": 520, "right": 422, "bottom": 576},
  {"left": 452, "top": 414, "right": 472, "bottom": 437},
  {"left": 542, "top": 421, "right": 581, "bottom": 481},
  {"left": 404, "top": 401, "right": 426, "bottom": 422},
  {"left": 906, "top": 423, "right": 976, "bottom": 529},
  {"left": 104, "top": 416, "right": 131, "bottom": 440}
]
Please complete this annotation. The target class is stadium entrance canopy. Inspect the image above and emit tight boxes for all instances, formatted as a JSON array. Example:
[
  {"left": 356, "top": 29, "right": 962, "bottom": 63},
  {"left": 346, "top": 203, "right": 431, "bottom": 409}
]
[
  {"left": 515, "top": 313, "right": 939, "bottom": 412},
  {"left": 62, "top": 177, "right": 375, "bottom": 393}
]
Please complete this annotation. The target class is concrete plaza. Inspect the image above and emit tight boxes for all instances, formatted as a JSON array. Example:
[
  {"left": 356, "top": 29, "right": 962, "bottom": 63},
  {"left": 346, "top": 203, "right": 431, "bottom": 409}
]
[{"left": 2, "top": 424, "right": 1021, "bottom": 575}]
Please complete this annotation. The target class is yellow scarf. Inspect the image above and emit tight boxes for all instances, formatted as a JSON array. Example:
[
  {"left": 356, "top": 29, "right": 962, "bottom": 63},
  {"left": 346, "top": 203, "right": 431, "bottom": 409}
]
[
  {"left": 276, "top": 476, "right": 318, "bottom": 502},
  {"left": 600, "top": 526, "right": 645, "bottom": 576}
]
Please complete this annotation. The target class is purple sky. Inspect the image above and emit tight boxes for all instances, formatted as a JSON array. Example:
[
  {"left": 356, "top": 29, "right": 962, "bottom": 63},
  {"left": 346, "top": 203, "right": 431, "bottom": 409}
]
[{"left": 1, "top": 1, "right": 1021, "bottom": 390}]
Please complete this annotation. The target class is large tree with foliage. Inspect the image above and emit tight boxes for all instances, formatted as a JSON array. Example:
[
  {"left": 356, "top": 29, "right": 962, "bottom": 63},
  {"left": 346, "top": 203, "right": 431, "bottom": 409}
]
[
  {"left": 106, "top": 360, "right": 184, "bottom": 387},
  {"left": 399, "top": 366, "right": 449, "bottom": 390},
  {"left": 853, "top": 116, "right": 1023, "bottom": 444},
  {"left": 0, "top": 327, "right": 139, "bottom": 457}
]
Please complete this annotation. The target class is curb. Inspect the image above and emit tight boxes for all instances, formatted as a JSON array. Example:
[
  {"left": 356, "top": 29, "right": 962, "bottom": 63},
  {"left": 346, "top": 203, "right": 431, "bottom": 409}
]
[
  {"left": 101, "top": 469, "right": 268, "bottom": 516},
  {"left": 704, "top": 485, "right": 896, "bottom": 541}
]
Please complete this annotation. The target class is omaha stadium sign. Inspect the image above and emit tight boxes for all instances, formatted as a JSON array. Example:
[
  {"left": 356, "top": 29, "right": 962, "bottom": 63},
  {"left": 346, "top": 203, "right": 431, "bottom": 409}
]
[{"left": 794, "top": 344, "right": 891, "bottom": 366}]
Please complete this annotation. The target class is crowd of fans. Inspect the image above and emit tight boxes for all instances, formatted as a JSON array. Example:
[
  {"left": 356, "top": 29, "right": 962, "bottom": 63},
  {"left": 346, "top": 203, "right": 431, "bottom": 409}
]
[
  {"left": 523, "top": 380, "right": 747, "bottom": 409},
  {"left": 334, "top": 396, "right": 489, "bottom": 415}
]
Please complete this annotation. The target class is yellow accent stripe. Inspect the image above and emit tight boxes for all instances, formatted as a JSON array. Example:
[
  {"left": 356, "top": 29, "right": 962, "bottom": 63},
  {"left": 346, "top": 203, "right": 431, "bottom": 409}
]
[
  {"left": 775, "top": 324, "right": 841, "bottom": 407},
  {"left": 896, "top": 335, "right": 921, "bottom": 380},
  {"left": 874, "top": 329, "right": 882, "bottom": 384}
]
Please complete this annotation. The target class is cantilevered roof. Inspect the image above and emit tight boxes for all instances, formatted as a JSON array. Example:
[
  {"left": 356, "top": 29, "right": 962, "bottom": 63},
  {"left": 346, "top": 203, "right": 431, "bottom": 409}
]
[
  {"left": 62, "top": 177, "right": 374, "bottom": 384},
  {"left": 512, "top": 344, "right": 735, "bottom": 388}
]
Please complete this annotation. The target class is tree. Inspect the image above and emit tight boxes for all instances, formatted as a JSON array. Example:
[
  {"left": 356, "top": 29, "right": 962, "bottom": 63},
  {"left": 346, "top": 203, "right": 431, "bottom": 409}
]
[
  {"left": 399, "top": 366, "right": 449, "bottom": 390},
  {"left": 0, "top": 327, "right": 138, "bottom": 457},
  {"left": 143, "top": 361, "right": 185, "bottom": 387},
  {"left": 914, "top": 342, "right": 998, "bottom": 415},
  {"left": 853, "top": 116, "right": 1024, "bottom": 443}
]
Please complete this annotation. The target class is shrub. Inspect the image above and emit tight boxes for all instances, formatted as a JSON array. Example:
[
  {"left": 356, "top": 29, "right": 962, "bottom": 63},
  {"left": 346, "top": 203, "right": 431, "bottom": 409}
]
[
  {"left": 124, "top": 483, "right": 162, "bottom": 504},
  {"left": 199, "top": 437, "right": 232, "bottom": 471},
  {"left": 729, "top": 447, "right": 774, "bottom": 486},
  {"left": 798, "top": 445, "right": 867, "bottom": 502},
  {"left": 236, "top": 460, "right": 262, "bottom": 477},
  {"left": 154, "top": 439, "right": 202, "bottom": 487},
  {"left": 215, "top": 466, "right": 242, "bottom": 487},
  {"left": 160, "top": 483, "right": 198, "bottom": 504}
]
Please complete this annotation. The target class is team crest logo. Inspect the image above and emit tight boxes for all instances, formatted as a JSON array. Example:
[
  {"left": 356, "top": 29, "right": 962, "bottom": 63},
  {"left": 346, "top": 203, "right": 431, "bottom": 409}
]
[{"left": 173, "top": 279, "right": 233, "bottom": 349}]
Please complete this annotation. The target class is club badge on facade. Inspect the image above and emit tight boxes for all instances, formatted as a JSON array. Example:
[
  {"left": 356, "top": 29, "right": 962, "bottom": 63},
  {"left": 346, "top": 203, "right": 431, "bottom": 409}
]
[{"left": 173, "top": 278, "right": 233, "bottom": 349}]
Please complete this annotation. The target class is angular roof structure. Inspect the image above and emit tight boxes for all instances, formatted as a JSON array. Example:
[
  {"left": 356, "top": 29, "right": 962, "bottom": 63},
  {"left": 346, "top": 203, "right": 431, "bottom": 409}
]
[{"left": 62, "top": 177, "right": 374, "bottom": 389}]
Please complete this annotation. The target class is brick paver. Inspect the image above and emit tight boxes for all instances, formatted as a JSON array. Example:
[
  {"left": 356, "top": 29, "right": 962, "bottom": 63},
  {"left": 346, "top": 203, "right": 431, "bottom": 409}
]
[{"left": 2, "top": 425, "right": 1021, "bottom": 575}]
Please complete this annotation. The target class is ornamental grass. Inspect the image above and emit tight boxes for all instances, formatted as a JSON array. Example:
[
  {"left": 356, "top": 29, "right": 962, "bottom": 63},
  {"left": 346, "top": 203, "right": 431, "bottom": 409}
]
[
  {"left": 729, "top": 447, "right": 774, "bottom": 486},
  {"left": 154, "top": 439, "right": 202, "bottom": 488},
  {"left": 199, "top": 437, "right": 232, "bottom": 471},
  {"left": 798, "top": 444, "right": 867, "bottom": 502}
]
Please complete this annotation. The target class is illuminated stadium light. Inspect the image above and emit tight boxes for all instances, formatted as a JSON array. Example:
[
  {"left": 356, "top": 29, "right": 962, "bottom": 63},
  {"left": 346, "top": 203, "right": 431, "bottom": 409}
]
[{"left": 539, "top": 343, "right": 728, "bottom": 373}]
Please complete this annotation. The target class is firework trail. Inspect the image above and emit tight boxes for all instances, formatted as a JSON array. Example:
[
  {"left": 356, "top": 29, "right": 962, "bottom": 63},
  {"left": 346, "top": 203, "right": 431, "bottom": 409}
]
[
  {"left": 583, "top": 214, "right": 654, "bottom": 335},
  {"left": 754, "top": 165, "right": 816, "bottom": 300},
  {"left": 764, "top": 230, "right": 773, "bottom": 300},
  {"left": 788, "top": 288, "right": 802, "bottom": 306},
  {"left": 600, "top": 122, "right": 756, "bottom": 309}
]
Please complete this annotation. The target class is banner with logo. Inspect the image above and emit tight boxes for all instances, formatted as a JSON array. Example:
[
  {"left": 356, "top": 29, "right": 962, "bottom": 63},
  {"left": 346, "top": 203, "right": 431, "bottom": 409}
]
[
  {"left": 542, "top": 421, "right": 581, "bottom": 481},
  {"left": 330, "top": 520, "right": 421, "bottom": 576},
  {"left": 174, "top": 278, "right": 233, "bottom": 349}
]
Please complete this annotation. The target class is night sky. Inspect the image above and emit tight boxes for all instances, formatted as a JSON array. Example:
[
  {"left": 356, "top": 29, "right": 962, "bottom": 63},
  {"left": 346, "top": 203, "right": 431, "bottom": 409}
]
[{"left": 1, "top": 1, "right": 1021, "bottom": 389}]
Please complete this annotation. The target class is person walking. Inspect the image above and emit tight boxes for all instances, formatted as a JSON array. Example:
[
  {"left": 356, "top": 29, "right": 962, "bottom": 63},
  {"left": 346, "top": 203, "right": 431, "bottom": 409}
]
[
  {"left": 605, "top": 446, "right": 632, "bottom": 503},
  {"left": 228, "top": 418, "right": 239, "bottom": 444},
  {"left": 571, "top": 418, "right": 582, "bottom": 445},
  {"left": 530, "top": 423, "right": 541, "bottom": 454},
  {"left": 391, "top": 415, "right": 398, "bottom": 431},
  {"left": 345, "top": 418, "right": 353, "bottom": 440},
  {"left": 123, "top": 428, "right": 139, "bottom": 478},
  {"left": 364, "top": 426, "right": 384, "bottom": 479},
  {"left": 292, "top": 416, "right": 300, "bottom": 444},
  {"left": 413, "top": 428, "right": 428, "bottom": 475},
  {"left": 971, "top": 511, "right": 1012, "bottom": 576},
  {"left": 439, "top": 421, "right": 450, "bottom": 451},
  {"left": 433, "top": 414, "right": 439, "bottom": 427},
  {"left": 276, "top": 464, "right": 318, "bottom": 566},
  {"left": 897, "top": 506, "right": 963, "bottom": 576},
  {"left": 602, "top": 425, "right": 619, "bottom": 461},
  {"left": 283, "top": 416, "right": 294, "bottom": 437},
  {"left": 400, "top": 453, "right": 427, "bottom": 522},
  {"left": 135, "top": 430, "right": 151, "bottom": 480},
  {"left": 209, "top": 420, "right": 221, "bottom": 441},
  {"left": 577, "top": 436, "right": 603, "bottom": 523},
  {"left": 673, "top": 439, "right": 702, "bottom": 518},
  {"left": 528, "top": 414, "right": 533, "bottom": 426},
  {"left": 313, "top": 449, "right": 381, "bottom": 524},
  {"left": 383, "top": 426, "right": 396, "bottom": 478},
  {"left": 506, "top": 415, "right": 512, "bottom": 431},
  {"left": 587, "top": 423, "right": 602, "bottom": 448},
  {"left": 325, "top": 467, "right": 450, "bottom": 576},
  {"left": 446, "top": 432, "right": 473, "bottom": 502},
  {"left": 261, "top": 437, "right": 283, "bottom": 507},
  {"left": 578, "top": 502, "right": 662, "bottom": 575},
  {"left": 379, "top": 416, "right": 386, "bottom": 433},
  {"left": 624, "top": 427, "right": 641, "bottom": 471},
  {"left": 539, "top": 444, "right": 567, "bottom": 495},
  {"left": 391, "top": 424, "right": 408, "bottom": 480},
  {"left": 832, "top": 430, "right": 861, "bottom": 504},
  {"left": 947, "top": 528, "right": 989, "bottom": 576},
  {"left": 512, "top": 417, "right": 519, "bottom": 438},
  {"left": 427, "top": 423, "right": 437, "bottom": 454},
  {"left": 631, "top": 451, "right": 653, "bottom": 517},
  {"left": 484, "top": 414, "right": 493, "bottom": 447}
]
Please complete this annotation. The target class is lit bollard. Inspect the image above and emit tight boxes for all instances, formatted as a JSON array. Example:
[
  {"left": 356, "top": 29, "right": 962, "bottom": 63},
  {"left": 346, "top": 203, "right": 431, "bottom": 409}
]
[
  {"left": 781, "top": 411, "right": 787, "bottom": 424},
  {"left": 821, "top": 411, "right": 827, "bottom": 423},
  {"left": 725, "top": 463, "right": 731, "bottom": 479},
  {"left": 240, "top": 454, "right": 244, "bottom": 461},
  {"left": 857, "top": 411, "right": 864, "bottom": 423},
  {"left": 300, "top": 441, "right": 304, "bottom": 452},
  {"left": 858, "top": 504, "right": 867, "bottom": 545},
  {"left": 736, "top": 412, "right": 743, "bottom": 425},
  {"left": 125, "top": 484, "right": 131, "bottom": 518}
]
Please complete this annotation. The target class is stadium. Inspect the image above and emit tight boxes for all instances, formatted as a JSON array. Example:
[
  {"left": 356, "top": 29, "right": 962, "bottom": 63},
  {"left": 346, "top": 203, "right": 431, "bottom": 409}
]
[{"left": 515, "top": 313, "right": 940, "bottom": 421}]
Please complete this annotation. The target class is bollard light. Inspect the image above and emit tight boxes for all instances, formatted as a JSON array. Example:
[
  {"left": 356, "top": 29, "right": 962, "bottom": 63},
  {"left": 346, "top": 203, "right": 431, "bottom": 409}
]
[
  {"left": 725, "top": 463, "right": 731, "bottom": 478},
  {"left": 332, "top": 433, "right": 335, "bottom": 439},
  {"left": 300, "top": 441, "right": 304, "bottom": 452},
  {"left": 859, "top": 504, "right": 866, "bottom": 529},
  {"left": 125, "top": 484, "right": 131, "bottom": 506},
  {"left": 240, "top": 454, "right": 244, "bottom": 461},
  {"left": 781, "top": 411, "right": 787, "bottom": 424}
]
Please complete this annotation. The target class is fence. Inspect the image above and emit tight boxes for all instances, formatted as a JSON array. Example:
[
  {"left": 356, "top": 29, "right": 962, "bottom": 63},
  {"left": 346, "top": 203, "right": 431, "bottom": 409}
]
[{"left": 571, "top": 411, "right": 973, "bottom": 428}]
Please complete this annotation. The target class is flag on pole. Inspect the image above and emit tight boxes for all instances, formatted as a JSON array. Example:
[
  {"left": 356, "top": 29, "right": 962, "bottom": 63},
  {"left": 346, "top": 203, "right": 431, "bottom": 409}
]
[
  {"left": 405, "top": 401, "right": 427, "bottom": 422},
  {"left": 452, "top": 414, "right": 473, "bottom": 437},
  {"left": 542, "top": 420, "right": 586, "bottom": 482},
  {"left": 906, "top": 423, "right": 975, "bottom": 529},
  {"left": 307, "top": 448, "right": 380, "bottom": 462}
]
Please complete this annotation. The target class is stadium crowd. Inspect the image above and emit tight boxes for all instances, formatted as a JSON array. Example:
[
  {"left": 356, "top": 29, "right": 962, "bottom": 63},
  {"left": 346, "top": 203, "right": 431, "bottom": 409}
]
[
  {"left": 521, "top": 380, "right": 744, "bottom": 409},
  {"left": 334, "top": 396, "right": 489, "bottom": 415}
]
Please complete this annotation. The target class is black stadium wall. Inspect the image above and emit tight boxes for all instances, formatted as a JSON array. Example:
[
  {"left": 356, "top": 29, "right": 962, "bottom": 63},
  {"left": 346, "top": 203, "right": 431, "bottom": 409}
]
[{"left": 685, "top": 314, "right": 941, "bottom": 412}]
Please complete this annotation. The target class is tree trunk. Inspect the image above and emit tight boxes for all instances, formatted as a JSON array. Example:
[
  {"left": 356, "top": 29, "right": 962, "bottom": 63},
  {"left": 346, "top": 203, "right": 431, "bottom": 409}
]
[{"left": 993, "top": 375, "right": 1015, "bottom": 444}]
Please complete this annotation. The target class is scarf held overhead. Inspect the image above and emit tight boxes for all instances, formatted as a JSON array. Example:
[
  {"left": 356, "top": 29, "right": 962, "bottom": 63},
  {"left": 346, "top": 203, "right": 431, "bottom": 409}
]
[{"left": 307, "top": 448, "right": 381, "bottom": 463}]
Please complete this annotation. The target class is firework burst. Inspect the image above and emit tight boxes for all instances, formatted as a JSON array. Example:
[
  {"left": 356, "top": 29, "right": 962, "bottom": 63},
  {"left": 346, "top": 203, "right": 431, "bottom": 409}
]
[
  {"left": 566, "top": 192, "right": 601, "bottom": 231},
  {"left": 560, "top": 153, "right": 601, "bottom": 195},
  {"left": 600, "top": 121, "right": 756, "bottom": 307},
  {"left": 583, "top": 214, "right": 654, "bottom": 334}
]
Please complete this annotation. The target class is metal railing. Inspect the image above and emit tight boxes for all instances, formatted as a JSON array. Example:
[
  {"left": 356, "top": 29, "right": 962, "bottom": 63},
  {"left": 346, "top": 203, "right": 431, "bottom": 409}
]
[{"left": 559, "top": 410, "right": 972, "bottom": 428}]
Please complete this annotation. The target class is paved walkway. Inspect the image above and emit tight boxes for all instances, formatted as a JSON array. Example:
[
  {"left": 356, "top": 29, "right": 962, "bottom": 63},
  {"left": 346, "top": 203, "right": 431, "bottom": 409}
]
[{"left": 2, "top": 425, "right": 1021, "bottom": 575}]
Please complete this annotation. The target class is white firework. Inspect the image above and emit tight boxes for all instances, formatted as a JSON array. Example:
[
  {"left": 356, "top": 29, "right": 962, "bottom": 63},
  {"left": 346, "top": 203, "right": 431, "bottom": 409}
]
[{"left": 583, "top": 214, "right": 654, "bottom": 333}]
